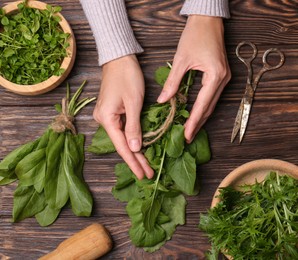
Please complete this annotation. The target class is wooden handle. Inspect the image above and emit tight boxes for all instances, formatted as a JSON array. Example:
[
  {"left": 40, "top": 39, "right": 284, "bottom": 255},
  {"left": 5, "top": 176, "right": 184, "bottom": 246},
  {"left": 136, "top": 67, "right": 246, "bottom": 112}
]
[{"left": 39, "top": 223, "right": 113, "bottom": 260}]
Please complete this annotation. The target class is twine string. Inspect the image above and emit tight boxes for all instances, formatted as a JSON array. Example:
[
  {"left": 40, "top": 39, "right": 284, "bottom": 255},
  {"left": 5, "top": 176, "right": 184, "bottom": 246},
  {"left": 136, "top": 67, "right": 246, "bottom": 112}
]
[
  {"left": 142, "top": 97, "right": 177, "bottom": 147},
  {"left": 50, "top": 98, "right": 76, "bottom": 135}
]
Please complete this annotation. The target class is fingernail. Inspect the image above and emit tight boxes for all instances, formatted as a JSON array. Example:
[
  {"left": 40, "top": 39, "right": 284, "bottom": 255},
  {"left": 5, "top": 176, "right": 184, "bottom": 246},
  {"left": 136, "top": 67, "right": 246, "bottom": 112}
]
[
  {"left": 129, "top": 139, "right": 141, "bottom": 152},
  {"left": 186, "top": 136, "right": 194, "bottom": 144},
  {"left": 147, "top": 170, "right": 155, "bottom": 179},
  {"left": 157, "top": 90, "right": 168, "bottom": 103}
]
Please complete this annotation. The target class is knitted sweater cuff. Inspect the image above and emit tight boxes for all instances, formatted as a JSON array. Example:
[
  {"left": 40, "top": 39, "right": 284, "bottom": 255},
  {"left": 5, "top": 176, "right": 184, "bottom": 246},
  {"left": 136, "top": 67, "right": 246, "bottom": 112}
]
[
  {"left": 80, "top": 0, "right": 144, "bottom": 66},
  {"left": 180, "top": 0, "right": 230, "bottom": 18}
]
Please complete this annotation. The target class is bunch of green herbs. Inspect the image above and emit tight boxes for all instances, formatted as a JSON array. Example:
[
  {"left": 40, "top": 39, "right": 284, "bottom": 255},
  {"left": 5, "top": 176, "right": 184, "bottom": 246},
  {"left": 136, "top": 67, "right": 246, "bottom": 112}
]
[
  {"left": 0, "top": 81, "right": 95, "bottom": 226},
  {"left": 88, "top": 64, "right": 211, "bottom": 251},
  {"left": 199, "top": 171, "right": 298, "bottom": 259},
  {"left": 0, "top": 1, "right": 69, "bottom": 85}
]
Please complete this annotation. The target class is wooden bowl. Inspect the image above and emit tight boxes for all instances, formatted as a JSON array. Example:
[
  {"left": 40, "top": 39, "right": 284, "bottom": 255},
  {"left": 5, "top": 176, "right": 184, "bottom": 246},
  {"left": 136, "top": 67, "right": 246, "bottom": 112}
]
[
  {"left": 0, "top": 0, "right": 76, "bottom": 95},
  {"left": 210, "top": 159, "right": 298, "bottom": 259},
  {"left": 211, "top": 159, "right": 298, "bottom": 208}
]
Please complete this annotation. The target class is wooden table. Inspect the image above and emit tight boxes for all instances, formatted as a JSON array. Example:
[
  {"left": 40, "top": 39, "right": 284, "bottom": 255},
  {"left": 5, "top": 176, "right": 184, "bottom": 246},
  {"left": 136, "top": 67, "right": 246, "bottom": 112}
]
[{"left": 1, "top": 0, "right": 298, "bottom": 259}]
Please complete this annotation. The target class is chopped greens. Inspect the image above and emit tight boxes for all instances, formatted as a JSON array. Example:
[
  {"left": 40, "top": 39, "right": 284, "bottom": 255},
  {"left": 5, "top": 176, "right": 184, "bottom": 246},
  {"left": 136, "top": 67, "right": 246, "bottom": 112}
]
[
  {"left": 0, "top": 0, "right": 70, "bottom": 85},
  {"left": 89, "top": 64, "right": 212, "bottom": 251},
  {"left": 0, "top": 81, "right": 96, "bottom": 226},
  {"left": 199, "top": 171, "right": 298, "bottom": 259}
]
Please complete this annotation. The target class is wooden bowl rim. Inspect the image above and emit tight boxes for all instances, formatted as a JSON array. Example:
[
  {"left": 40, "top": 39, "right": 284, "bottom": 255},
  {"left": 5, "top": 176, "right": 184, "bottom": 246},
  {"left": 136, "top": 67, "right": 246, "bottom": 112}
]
[
  {"left": 0, "top": 0, "right": 76, "bottom": 95},
  {"left": 211, "top": 159, "right": 298, "bottom": 208}
]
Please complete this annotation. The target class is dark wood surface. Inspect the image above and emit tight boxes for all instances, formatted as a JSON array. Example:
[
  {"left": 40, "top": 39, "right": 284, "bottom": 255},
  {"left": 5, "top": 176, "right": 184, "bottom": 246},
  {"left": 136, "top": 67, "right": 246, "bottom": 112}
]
[{"left": 1, "top": 0, "right": 298, "bottom": 259}]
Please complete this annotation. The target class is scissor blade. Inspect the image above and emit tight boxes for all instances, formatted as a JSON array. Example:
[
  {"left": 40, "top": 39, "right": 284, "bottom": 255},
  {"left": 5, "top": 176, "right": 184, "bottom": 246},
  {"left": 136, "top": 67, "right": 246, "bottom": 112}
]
[
  {"left": 239, "top": 103, "right": 252, "bottom": 143},
  {"left": 231, "top": 99, "right": 244, "bottom": 143}
]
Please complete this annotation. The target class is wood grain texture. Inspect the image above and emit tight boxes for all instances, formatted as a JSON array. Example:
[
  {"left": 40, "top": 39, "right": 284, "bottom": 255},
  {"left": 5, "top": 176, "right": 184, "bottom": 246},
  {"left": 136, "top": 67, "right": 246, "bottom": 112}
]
[{"left": 1, "top": 0, "right": 298, "bottom": 259}]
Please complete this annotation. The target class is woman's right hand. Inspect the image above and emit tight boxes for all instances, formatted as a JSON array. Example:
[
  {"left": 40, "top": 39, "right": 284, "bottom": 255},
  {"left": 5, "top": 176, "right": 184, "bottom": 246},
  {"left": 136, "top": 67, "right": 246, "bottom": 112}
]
[{"left": 93, "top": 55, "right": 154, "bottom": 180}]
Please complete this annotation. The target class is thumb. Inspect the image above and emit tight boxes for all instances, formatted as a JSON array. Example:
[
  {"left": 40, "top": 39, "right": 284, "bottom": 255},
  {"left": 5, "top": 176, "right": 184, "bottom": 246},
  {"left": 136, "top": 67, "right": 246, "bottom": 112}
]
[
  {"left": 157, "top": 61, "right": 187, "bottom": 103},
  {"left": 125, "top": 105, "right": 142, "bottom": 152}
]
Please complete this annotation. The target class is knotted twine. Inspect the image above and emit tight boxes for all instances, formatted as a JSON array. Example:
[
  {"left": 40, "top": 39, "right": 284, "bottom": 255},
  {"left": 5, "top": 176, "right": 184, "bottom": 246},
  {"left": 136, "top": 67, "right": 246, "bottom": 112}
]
[
  {"left": 50, "top": 98, "right": 77, "bottom": 135},
  {"left": 142, "top": 93, "right": 187, "bottom": 147}
]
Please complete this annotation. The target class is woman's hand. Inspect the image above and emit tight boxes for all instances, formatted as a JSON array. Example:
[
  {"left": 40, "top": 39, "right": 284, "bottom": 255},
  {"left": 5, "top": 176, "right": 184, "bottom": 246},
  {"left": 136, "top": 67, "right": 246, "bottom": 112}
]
[
  {"left": 93, "top": 55, "right": 154, "bottom": 180},
  {"left": 157, "top": 15, "right": 231, "bottom": 143}
]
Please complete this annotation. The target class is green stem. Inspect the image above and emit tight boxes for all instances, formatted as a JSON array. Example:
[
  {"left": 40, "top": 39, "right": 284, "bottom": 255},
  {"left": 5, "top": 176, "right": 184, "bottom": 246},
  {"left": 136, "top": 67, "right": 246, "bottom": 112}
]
[
  {"left": 0, "top": 33, "right": 15, "bottom": 41},
  {"left": 68, "top": 80, "right": 86, "bottom": 116},
  {"left": 0, "top": 43, "right": 23, "bottom": 49},
  {"left": 74, "top": 97, "right": 96, "bottom": 116},
  {"left": 150, "top": 146, "right": 167, "bottom": 208},
  {"left": 184, "top": 70, "right": 193, "bottom": 96}
]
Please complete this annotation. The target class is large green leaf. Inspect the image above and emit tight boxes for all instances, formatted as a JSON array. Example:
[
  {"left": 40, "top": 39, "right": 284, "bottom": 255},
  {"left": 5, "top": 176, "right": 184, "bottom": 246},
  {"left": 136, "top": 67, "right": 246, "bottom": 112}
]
[
  {"left": 165, "top": 124, "right": 185, "bottom": 158},
  {"left": 44, "top": 132, "right": 65, "bottom": 208},
  {"left": 35, "top": 204, "right": 61, "bottom": 227},
  {"left": 35, "top": 129, "right": 50, "bottom": 150},
  {"left": 114, "top": 163, "right": 136, "bottom": 190},
  {"left": 73, "top": 134, "right": 85, "bottom": 178},
  {"left": 55, "top": 150, "right": 69, "bottom": 209},
  {"left": 166, "top": 152, "right": 196, "bottom": 195},
  {"left": 144, "top": 195, "right": 186, "bottom": 252},
  {"left": 112, "top": 163, "right": 142, "bottom": 202},
  {"left": 45, "top": 130, "right": 60, "bottom": 155},
  {"left": 129, "top": 223, "right": 165, "bottom": 248},
  {"left": 13, "top": 184, "right": 45, "bottom": 222},
  {"left": 0, "top": 171, "right": 17, "bottom": 185},
  {"left": 15, "top": 148, "right": 46, "bottom": 186},
  {"left": 63, "top": 133, "right": 93, "bottom": 216},
  {"left": 87, "top": 126, "right": 115, "bottom": 155},
  {"left": 127, "top": 198, "right": 166, "bottom": 247},
  {"left": 186, "top": 129, "right": 211, "bottom": 165},
  {"left": 112, "top": 184, "right": 141, "bottom": 203},
  {"left": 142, "top": 199, "right": 161, "bottom": 232},
  {"left": 33, "top": 161, "right": 46, "bottom": 193},
  {"left": 0, "top": 139, "right": 39, "bottom": 175}
]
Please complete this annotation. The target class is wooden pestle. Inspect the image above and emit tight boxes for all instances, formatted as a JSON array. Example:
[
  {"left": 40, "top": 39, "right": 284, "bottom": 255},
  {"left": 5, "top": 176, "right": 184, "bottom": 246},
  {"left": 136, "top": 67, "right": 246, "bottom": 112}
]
[{"left": 39, "top": 223, "right": 113, "bottom": 260}]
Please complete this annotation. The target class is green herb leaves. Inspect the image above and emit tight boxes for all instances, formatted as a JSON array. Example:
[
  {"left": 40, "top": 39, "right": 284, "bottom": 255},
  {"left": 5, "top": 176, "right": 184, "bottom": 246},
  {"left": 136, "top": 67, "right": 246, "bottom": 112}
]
[
  {"left": 0, "top": 82, "right": 95, "bottom": 226},
  {"left": 89, "top": 64, "right": 212, "bottom": 251},
  {"left": 87, "top": 126, "right": 116, "bottom": 155},
  {"left": 0, "top": 1, "right": 69, "bottom": 84},
  {"left": 166, "top": 151, "right": 197, "bottom": 195},
  {"left": 165, "top": 124, "right": 184, "bottom": 158},
  {"left": 199, "top": 172, "right": 298, "bottom": 259}
]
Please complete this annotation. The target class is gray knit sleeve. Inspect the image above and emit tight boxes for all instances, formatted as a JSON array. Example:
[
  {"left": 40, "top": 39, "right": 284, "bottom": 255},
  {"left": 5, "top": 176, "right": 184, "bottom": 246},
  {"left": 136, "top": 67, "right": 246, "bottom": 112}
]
[
  {"left": 80, "top": 0, "right": 143, "bottom": 66},
  {"left": 180, "top": 0, "right": 230, "bottom": 18}
]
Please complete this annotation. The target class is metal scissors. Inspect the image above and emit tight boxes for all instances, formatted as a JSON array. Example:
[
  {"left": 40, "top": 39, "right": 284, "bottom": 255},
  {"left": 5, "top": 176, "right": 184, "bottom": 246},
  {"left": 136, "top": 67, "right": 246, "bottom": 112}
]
[{"left": 231, "top": 41, "right": 285, "bottom": 143}]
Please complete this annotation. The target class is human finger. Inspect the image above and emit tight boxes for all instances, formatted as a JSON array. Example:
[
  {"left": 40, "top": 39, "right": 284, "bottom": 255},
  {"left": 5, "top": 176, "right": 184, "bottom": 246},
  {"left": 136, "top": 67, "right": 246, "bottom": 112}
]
[
  {"left": 103, "top": 119, "right": 145, "bottom": 180},
  {"left": 135, "top": 152, "right": 155, "bottom": 179},
  {"left": 157, "top": 58, "right": 187, "bottom": 103},
  {"left": 184, "top": 75, "right": 226, "bottom": 143},
  {"left": 124, "top": 101, "right": 142, "bottom": 153}
]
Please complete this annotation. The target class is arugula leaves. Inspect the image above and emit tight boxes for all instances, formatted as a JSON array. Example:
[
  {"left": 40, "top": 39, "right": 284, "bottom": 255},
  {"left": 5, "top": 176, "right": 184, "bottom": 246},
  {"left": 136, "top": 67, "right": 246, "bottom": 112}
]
[
  {"left": 0, "top": 1, "right": 69, "bottom": 85},
  {"left": 199, "top": 172, "right": 298, "bottom": 259},
  {"left": 89, "top": 64, "right": 212, "bottom": 251}
]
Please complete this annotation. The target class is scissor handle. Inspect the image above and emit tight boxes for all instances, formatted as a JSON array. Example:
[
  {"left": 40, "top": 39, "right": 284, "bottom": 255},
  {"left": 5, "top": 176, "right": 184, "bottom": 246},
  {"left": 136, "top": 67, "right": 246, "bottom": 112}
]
[
  {"left": 262, "top": 48, "right": 285, "bottom": 71},
  {"left": 236, "top": 41, "right": 258, "bottom": 65}
]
